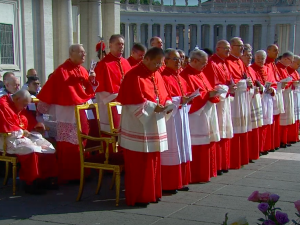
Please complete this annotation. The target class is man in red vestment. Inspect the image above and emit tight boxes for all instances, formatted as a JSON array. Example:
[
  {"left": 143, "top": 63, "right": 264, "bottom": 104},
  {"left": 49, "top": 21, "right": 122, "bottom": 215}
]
[
  {"left": 287, "top": 55, "right": 300, "bottom": 143},
  {"left": 118, "top": 47, "right": 173, "bottom": 206},
  {"left": 37, "top": 44, "right": 97, "bottom": 183},
  {"left": 276, "top": 52, "right": 295, "bottom": 148},
  {"left": 251, "top": 50, "right": 277, "bottom": 155},
  {"left": 240, "top": 47, "right": 263, "bottom": 161},
  {"left": 94, "top": 34, "right": 131, "bottom": 133},
  {"left": 0, "top": 90, "right": 58, "bottom": 194},
  {"left": 160, "top": 49, "right": 192, "bottom": 194},
  {"left": 265, "top": 44, "right": 282, "bottom": 150},
  {"left": 225, "top": 37, "right": 253, "bottom": 169},
  {"left": 181, "top": 49, "right": 220, "bottom": 183},
  {"left": 127, "top": 43, "right": 146, "bottom": 67},
  {"left": 203, "top": 40, "right": 234, "bottom": 175}
]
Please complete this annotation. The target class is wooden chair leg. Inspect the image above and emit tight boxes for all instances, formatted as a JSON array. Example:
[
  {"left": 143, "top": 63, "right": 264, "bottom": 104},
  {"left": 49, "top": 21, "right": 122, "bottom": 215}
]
[
  {"left": 3, "top": 162, "right": 9, "bottom": 186},
  {"left": 95, "top": 169, "right": 103, "bottom": 194},
  {"left": 110, "top": 171, "right": 116, "bottom": 190},
  {"left": 115, "top": 170, "right": 121, "bottom": 207},
  {"left": 12, "top": 162, "right": 17, "bottom": 196},
  {"left": 76, "top": 166, "right": 85, "bottom": 201}
]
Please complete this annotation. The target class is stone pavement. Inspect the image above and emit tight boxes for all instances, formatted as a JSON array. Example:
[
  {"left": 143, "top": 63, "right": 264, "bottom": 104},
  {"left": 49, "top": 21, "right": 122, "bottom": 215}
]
[{"left": 1, "top": 144, "right": 300, "bottom": 225}]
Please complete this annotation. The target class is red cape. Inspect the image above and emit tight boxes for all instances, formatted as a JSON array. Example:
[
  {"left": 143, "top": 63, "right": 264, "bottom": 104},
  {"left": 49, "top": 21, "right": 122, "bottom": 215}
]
[
  {"left": 225, "top": 54, "right": 247, "bottom": 83},
  {"left": 118, "top": 62, "right": 171, "bottom": 105},
  {"left": 37, "top": 59, "right": 95, "bottom": 106},
  {"left": 251, "top": 63, "right": 277, "bottom": 86},
  {"left": 287, "top": 67, "right": 300, "bottom": 81},
  {"left": 127, "top": 56, "right": 141, "bottom": 67},
  {"left": 265, "top": 56, "right": 281, "bottom": 82},
  {"left": 180, "top": 65, "right": 219, "bottom": 114},
  {"left": 0, "top": 95, "right": 37, "bottom": 132},
  {"left": 95, "top": 53, "right": 131, "bottom": 93},
  {"left": 161, "top": 67, "right": 190, "bottom": 97}
]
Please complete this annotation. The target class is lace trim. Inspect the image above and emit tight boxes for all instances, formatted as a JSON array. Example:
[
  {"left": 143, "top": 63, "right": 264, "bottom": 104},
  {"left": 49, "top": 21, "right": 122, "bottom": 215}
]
[
  {"left": 37, "top": 101, "right": 50, "bottom": 114},
  {"left": 56, "top": 122, "right": 78, "bottom": 145}
]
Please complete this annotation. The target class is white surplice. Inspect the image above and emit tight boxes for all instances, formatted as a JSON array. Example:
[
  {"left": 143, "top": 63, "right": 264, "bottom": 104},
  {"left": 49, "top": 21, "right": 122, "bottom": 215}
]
[
  {"left": 293, "top": 83, "right": 300, "bottom": 121},
  {"left": 280, "top": 85, "right": 295, "bottom": 126},
  {"left": 261, "top": 89, "right": 275, "bottom": 125},
  {"left": 230, "top": 80, "right": 252, "bottom": 134},
  {"left": 273, "top": 83, "right": 285, "bottom": 116},
  {"left": 250, "top": 91, "right": 263, "bottom": 129},
  {"left": 161, "top": 96, "right": 192, "bottom": 166},
  {"left": 119, "top": 100, "right": 173, "bottom": 153},
  {"left": 189, "top": 101, "right": 220, "bottom": 145},
  {"left": 215, "top": 85, "right": 233, "bottom": 139}
]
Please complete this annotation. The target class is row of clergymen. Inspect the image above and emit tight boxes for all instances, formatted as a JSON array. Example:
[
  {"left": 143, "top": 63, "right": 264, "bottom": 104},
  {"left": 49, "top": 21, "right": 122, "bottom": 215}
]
[{"left": 0, "top": 34, "right": 299, "bottom": 207}]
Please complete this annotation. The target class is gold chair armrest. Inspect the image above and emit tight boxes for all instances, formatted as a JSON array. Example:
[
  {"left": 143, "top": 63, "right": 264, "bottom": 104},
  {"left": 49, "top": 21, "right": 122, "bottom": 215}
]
[
  {"left": 80, "top": 134, "right": 114, "bottom": 143},
  {"left": 107, "top": 102, "right": 121, "bottom": 134},
  {"left": 31, "top": 98, "right": 39, "bottom": 103}
]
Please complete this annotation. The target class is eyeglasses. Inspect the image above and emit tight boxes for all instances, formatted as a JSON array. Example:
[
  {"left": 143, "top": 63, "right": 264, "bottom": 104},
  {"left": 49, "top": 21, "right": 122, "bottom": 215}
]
[{"left": 166, "top": 57, "right": 181, "bottom": 61}]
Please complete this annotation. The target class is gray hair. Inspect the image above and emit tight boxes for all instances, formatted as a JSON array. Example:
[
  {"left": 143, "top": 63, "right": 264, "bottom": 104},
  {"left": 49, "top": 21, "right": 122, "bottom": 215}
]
[
  {"left": 4, "top": 76, "right": 18, "bottom": 85},
  {"left": 69, "top": 44, "right": 83, "bottom": 55},
  {"left": 189, "top": 49, "right": 208, "bottom": 60},
  {"left": 293, "top": 55, "right": 300, "bottom": 62},
  {"left": 216, "top": 40, "right": 230, "bottom": 48},
  {"left": 255, "top": 50, "right": 267, "bottom": 58},
  {"left": 230, "top": 37, "right": 242, "bottom": 45},
  {"left": 281, "top": 51, "right": 294, "bottom": 59},
  {"left": 164, "top": 48, "right": 178, "bottom": 58},
  {"left": 12, "top": 89, "right": 31, "bottom": 100}
]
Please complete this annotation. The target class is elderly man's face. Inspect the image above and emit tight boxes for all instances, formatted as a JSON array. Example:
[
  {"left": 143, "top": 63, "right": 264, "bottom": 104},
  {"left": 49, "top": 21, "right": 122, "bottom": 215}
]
[
  {"left": 132, "top": 49, "right": 145, "bottom": 61},
  {"left": 192, "top": 56, "right": 208, "bottom": 71},
  {"left": 165, "top": 51, "right": 181, "bottom": 71},
  {"left": 110, "top": 37, "right": 124, "bottom": 57},
  {"left": 217, "top": 43, "right": 231, "bottom": 59},
  {"left": 70, "top": 46, "right": 86, "bottom": 64},
  {"left": 267, "top": 45, "right": 279, "bottom": 59},
  {"left": 144, "top": 55, "right": 164, "bottom": 72},
  {"left": 241, "top": 51, "right": 252, "bottom": 66},
  {"left": 255, "top": 54, "right": 266, "bottom": 67},
  {"left": 14, "top": 96, "right": 31, "bottom": 112},
  {"left": 6, "top": 78, "right": 20, "bottom": 94},
  {"left": 291, "top": 59, "right": 300, "bottom": 70},
  {"left": 231, "top": 39, "right": 244, "bottom": 57},
  {"left": 281, "top": 55, "right": 294, "bottom": 67},
  {"left": 151, "top": 38, "right": 163, "bottom": 49}
]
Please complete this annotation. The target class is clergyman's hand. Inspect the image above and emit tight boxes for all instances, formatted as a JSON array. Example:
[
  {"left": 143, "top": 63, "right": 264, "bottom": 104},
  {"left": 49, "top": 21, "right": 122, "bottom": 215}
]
[
  {"left": 23, "top": 130, "right": 30, "bottom": 137},
  {"left": 154, "top": 105, "right": 165, "bottom": 113}
]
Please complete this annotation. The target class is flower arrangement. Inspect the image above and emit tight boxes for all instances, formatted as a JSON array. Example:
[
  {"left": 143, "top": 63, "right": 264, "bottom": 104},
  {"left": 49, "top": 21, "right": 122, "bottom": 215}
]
[{"left": 222, "top": 191, "right": 300, "bottom": 225}]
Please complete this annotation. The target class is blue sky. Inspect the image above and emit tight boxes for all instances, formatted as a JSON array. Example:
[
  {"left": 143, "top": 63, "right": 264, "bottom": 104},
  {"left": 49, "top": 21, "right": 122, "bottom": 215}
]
[{"left": 162, "top": 0, "right": 208, "bottom": 6}]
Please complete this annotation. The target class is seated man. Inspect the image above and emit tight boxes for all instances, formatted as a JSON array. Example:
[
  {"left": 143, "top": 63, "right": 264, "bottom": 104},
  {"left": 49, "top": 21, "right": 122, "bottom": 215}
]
[
  {"left": 27, "top": 76, "right": 40, "bottom": 97},
  {"left": 0, "top": 90, "right": 58, "bottom": 194},
  {"left": 0, "top": 73, "right": 20, "bottom": 97},
  {"left": 21, "top": 68, "right": 41, "bottom": 93}
]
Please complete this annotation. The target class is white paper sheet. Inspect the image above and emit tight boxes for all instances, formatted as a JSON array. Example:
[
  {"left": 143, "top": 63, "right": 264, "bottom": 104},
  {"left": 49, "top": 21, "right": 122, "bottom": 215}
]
[
  {"left": 85, "top": 109, "right": 95, "bottom": 120},
  {"left": 28, "top": 103, "right": 36, "bottom": 111},
  {"left": 116, "top": 105, "right": 122, "bottom": 114}
]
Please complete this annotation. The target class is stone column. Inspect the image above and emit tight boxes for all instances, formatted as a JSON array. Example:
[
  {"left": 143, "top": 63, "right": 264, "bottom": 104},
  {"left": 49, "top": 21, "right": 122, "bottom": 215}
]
[
  {"left": 209, "top": 23, "right": 214, "bottom": 50},
  {"left": 236, "top": 24, "right": 240, "bottom": 37},
  {"left": 97, "top": 0, "right": 103, "bottom": 39},
  {"left": 136, "top": 23, "right": 141, "bottom": 42},
  {"left": 172, "top": 24, "right": 177, "bottom": 48},
  {"left": 248, "top": 24, "right": 253, "bottom": 47},
  {"left": 197, "top": 24, "right": 201, "bottom": 48},
  {"left": 125, "top": 23, "right": 130, "bottom": 58},
  {"left": 190, "top": 25, "right": 197, "bottom": 50},
  {"left": 129, "top": 24, "right": 134, "bottom": 50},
  {"left": 222, "top": 24, "right": 226, "bottom": 39},
  {"left": 295, "top": 20, "right": 300, "bottom": 55},
  {"left": 165, "top": 25, "right": 172, "bottom": 48},
  {"left": 160, "top": 23, "right": 165, "bottom": 48},
  {"left": 148, "top": 23, "right": 153, "bottom": 47},
  {"left": 184, "top": 24, "right": 189, "bottom": 54},
  {"left": 153, "top": 24, "right": 158, "bottom": 37},
  {"left": 269, "top": 23, "right": 276, "bottom": 45},
  {"left": 261, "top": 23, "right": 268, "bottom": 49},
  {"left": 178, "top": 25, "right": 184, "bottom": 50},
  {"left": 289, "top": 22, "right": 296, "bottom": 53}
]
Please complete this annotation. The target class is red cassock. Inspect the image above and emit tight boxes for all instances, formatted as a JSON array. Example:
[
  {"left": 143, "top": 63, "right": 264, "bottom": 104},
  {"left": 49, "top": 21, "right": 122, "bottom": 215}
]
[
  {"left": 94, "top": 53, "right": 131, "bottom": 132},
  {"left": 181, "top": 65, "right": 219, "bottom": 182},
  {"left": 276, "top": 62, "right": 293, "bottom": 145},
  {"left": 118, "top": 63, "right": 171, "bottom": 206},
  {"left": 251, "top": 63, "right": 274, "bottom": 153},
  {"left": 127, "top": 56, "right": 141, "bottom": 67},
  {"left": 265, "top": 57, "right": 282, "bottom": 149},
  {"left": 161, "top": 67, "right": 191, "bottom": 190},
  {"left": 204, "top": 54, "right": 232, "bottom": 171},
  {"left": 287, "top": 67, "right": 300, "bottom": 143},
  {"left": 37, "top": 59, "right": 96, "bottom": 182},
  {"left": 225, "top": 55, "right": 249, "bottom": 168},
  {"left": 0, "top": 95, "right": 58, "bottom": 184}
]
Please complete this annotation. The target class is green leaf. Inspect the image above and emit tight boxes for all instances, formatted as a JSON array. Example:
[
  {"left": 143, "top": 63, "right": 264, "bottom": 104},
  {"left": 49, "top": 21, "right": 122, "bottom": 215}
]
[
  {"left": 295, "top": 213, "right": 300, "bottom": 217},
  {"left": 258, "top": 218, "right": 265, "bottom": 222}
]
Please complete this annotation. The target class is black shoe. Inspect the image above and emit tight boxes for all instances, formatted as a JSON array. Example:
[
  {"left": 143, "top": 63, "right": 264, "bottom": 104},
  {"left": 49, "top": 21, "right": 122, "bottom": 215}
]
[
  {"left": 249, "top": 160, "right": 255, "bottom": 163},
  {"left": 261, "top": 152, "right": 269, "bottom": 155},
  {"left": 153, "top": 198, "right": 161, "bottom": 203},
  {"left": 134, "top": 202, "right": 149, "bottom": 207},
  {"left": 287, "top": 143, "right": 292, "bottom": 147},
  {"left": 275, "top": 147, "right": 280, "bottom": 150},
  {"left": 217, "top": 170, "right": 223, "bottom": 176},
  {"left": 280, "top": 143, "right": 287, "bottom": 148},
  {"left": 269, "top": 149, "right": 275, "bottom": 152},
  {"left": 162, "top": 189, "right": 178, "bottom": 194},
  {"left": 259, "top": 153, "right": 263, "bottom": 156},
  {"left": 178, "top": 186, "right": 189, "bottom": 191},
  {"left": 24, "top": 184, "right": 46, "bottom": 195},
  {"left": 290, "top": 141, "right": 297, "bottom": 144},
  {"left": 222, "top": 170, "right": 229, "bottom": 173}
]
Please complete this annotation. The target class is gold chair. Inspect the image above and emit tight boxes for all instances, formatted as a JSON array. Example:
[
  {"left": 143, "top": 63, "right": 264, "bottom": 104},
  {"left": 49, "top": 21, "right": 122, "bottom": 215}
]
[
  {"left": 75, "top": 103, "right": 123, "bottom": 206},
  {"left": 0, "top": 133, "right": 18, "bottom": 195},
  {"left": 31, "top": 97, "right": 39, "bottom": 103}
]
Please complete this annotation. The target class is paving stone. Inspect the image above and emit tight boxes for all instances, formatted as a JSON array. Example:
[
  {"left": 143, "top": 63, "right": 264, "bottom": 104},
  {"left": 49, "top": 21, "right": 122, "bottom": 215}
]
[
  {"left": 161, "top": 191, "right": 209, "bottom": 204},
  {"left": 246, "top": 170, "right": 300, "bottom": 183},
  {"left": 151, "top": 217, "right": 216, "bottom": 225}
]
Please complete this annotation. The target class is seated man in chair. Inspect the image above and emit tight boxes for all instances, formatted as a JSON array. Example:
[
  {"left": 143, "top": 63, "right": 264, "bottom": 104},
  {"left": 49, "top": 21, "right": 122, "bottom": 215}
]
[{"left": 0, "top": 89, "right": 58, "bottom": 194}]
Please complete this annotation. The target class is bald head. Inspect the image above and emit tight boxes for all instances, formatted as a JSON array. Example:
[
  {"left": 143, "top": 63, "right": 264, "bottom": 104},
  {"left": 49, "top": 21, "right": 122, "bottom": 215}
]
[
  {"left": 150, "top": 36, "right": 163, "bottom": 49},
  {"left": 3, "top": 72, "right": 15, "bottom": 82},
  {"left": 5, "top": 76, "right": 20, "bottom": 94},
  {"left": 267, "top": 44, "right": 279, "bottom": 59},
  {"left": 12, "top": 89, "right": 31, "bottom": 112},
  {"left": 290, "top": 55, "right": 300, "bottom": 70},
  {"left": 26, "top": 68, "right": 37, "bottom": 78},
  {"left": 216, "top": 40, "right": 231, "bottom": 59}
]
